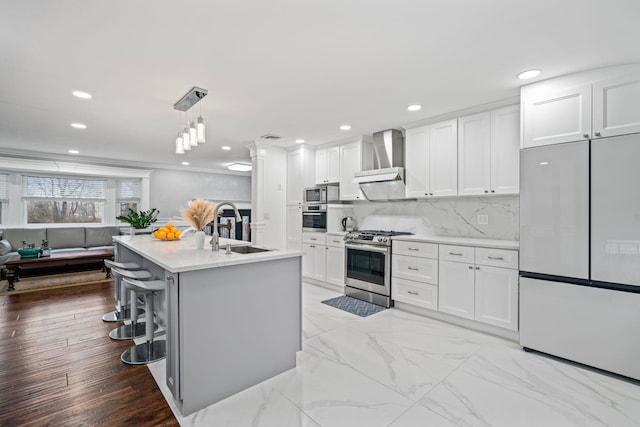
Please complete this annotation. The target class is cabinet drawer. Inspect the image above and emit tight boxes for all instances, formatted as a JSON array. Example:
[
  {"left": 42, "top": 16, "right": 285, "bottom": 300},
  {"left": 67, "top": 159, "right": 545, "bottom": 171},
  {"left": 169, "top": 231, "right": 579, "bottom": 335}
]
[
  {"left": 475, "top": 248, "right": 518, "bottom": 269},
  {"left": 326, "top": 235, "right": 345, "bottom": 248},
  {"left": 392, "top": 254, "right": 438, "bottom": 284},
  {"left": 392, "top": 278, "right": 438, "bottom": 310},
  {"left": 439, "top": 244, "right": 474, "bottom": 263},
  {"left": 393, "top": 240, "right": 438, "bottom": 258},
  {"left": 303, "top": 233, "right": 326, "bottom": 245}
]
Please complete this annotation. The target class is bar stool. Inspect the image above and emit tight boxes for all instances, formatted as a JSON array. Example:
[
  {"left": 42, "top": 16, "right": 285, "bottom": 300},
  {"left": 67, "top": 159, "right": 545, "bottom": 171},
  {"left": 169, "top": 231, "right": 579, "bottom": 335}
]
[
  {"left": 108, "top": 266, "right": 158, "bottom": 340},
  {"left": 102, "top": 260, "right": 145, "bottom": 322},
  {"left": 121, "top": 277, "right": 167, "bottom": 364}
]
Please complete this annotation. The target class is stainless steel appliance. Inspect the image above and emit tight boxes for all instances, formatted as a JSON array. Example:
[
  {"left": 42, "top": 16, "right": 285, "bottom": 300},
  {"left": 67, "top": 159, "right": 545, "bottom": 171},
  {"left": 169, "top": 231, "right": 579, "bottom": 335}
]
[
  {"left": 304, "top": 185, "right": 339, "bottom": 204},
  {"left": 520, "top": 134, "right": 640, "bottom": 380},
  {"left": 302, "top": 204, "right": 327, "bottom": 232},
  {"left": 344, "top": 230, "right": 412, "bottom": 307}
]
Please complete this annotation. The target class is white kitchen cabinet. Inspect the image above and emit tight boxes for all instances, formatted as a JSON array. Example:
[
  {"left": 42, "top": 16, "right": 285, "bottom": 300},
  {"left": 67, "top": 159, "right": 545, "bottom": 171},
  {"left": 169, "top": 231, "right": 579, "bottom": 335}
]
[
  {"left": 458, "top": 106, "right": 519, "bottom": 195},
  {"left": 339, "top": 138, "right": 373, "bottom": 201},
  {"left": 404, "top": 119, "right": 457, "bottom": 198},
  {"left": 287, "top": 146, "right": 315, "bottom": 204},
  {"left": 521, "top": 67, "right": 640, "bottom": 148},
  {"left": 315, "top": 146, "right": 340, "bottom": 184},
  {"left": 592, "top": 74, "right": 640, "bottom": 138},
  {"left": 475, "top": 265, "right": 519, "bottom": 331},
  {"left": 286, "top": 204, "right": 302, "bottom": 250},
  {"left": 438, "top": 259, "right": 476, "bottom": 320},
  {"left": 325, "top": 235, "right": 345, "bottom": 287},
  {"left": 391, "top": 240, "right": 439, "bottom": 310},
  {"left": 302, "top": 233, "right": 327, "bottom": 281}
]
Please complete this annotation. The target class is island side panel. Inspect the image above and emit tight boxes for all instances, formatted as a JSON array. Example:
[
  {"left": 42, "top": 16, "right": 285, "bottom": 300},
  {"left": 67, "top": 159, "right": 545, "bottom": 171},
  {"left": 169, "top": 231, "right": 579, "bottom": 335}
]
[{"left": 178, "top": 256, "right": 302, "bottom": 415}]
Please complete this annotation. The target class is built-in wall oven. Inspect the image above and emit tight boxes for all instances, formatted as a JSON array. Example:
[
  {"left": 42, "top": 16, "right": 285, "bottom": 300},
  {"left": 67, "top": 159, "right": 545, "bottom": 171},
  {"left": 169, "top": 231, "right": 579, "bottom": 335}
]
[
  {"left": 302, "top": 204, "right": 327, "bottom": 232},
  {"left": 344, "top": 230, "right": 412, "bottom": 308}
]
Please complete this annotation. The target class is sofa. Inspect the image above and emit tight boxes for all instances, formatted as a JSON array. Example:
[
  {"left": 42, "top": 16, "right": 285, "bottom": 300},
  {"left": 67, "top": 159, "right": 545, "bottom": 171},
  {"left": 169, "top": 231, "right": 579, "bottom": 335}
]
[{"left": 0, "top": 226, "right": 118, "bottom": 277}]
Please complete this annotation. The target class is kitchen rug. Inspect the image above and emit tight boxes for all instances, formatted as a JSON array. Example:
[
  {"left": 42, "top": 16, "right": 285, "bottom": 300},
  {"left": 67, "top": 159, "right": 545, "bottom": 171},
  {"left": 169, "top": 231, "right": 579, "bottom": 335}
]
[{"left": 321, "top": 295, "right": 386, "bottom": 317}]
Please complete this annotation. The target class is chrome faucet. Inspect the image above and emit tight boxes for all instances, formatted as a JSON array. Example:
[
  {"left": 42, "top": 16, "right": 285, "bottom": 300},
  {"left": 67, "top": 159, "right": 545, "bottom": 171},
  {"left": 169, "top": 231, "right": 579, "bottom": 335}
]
[{"left": 210, "top": 201, "right": 243, "bottom": 251}]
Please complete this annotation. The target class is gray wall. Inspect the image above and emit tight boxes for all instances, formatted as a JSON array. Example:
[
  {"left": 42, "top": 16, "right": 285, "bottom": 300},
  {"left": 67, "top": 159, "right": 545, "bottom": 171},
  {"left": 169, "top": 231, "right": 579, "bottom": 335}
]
[{"left": 150, "top": 169, "right": 251, "bottom": 218}]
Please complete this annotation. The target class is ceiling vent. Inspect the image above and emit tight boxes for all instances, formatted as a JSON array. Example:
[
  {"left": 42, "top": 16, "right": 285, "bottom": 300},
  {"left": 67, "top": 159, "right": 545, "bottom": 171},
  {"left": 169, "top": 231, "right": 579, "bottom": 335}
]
[{"left": 260, "top": 134, "right": 283, "bottom": 140}]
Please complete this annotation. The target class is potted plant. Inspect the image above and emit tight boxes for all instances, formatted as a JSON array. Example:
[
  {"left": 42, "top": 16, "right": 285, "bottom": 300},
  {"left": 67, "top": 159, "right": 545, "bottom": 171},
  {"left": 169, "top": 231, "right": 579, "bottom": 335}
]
[
  {"left": 116, "top": 208, "right": 159, "bottom": 235},
  {"left": 41, "top": 239, "right": 51, "bottom": 257}
]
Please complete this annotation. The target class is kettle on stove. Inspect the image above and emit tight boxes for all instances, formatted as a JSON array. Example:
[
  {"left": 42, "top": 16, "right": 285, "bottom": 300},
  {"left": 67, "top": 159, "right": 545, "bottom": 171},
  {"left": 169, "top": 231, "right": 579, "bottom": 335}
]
[{"left": 341, "top": 216, "right": 355, "bottom": 232}]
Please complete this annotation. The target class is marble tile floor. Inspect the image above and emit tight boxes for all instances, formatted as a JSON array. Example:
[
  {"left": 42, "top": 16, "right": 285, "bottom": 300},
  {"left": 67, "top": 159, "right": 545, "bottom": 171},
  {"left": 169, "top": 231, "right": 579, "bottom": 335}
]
[{"left": 146, "top": 283, "right": 640, "bottom": 427}]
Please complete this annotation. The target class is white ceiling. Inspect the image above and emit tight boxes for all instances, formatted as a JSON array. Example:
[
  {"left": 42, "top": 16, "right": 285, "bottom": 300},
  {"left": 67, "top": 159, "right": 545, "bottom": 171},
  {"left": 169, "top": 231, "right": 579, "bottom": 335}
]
[{"left": 1, "top": 0, "right": 639, "bottom": 173}]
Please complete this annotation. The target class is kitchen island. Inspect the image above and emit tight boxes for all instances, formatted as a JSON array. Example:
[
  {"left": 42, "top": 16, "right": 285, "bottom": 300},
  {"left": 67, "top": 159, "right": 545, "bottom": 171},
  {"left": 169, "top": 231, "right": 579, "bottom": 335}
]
[{"left": 112, "top": 234, "right": 303, "bottom": 416}]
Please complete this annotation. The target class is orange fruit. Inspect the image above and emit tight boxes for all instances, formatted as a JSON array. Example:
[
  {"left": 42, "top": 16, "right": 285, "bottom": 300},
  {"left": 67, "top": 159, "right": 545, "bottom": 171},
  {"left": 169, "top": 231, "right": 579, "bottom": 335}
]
[
  {"left": 157, "top": 230, "right": 167, "bottom": 239},
  {"left": 167, "top": 232, "right": 175, "bottom": 240},
  {"left": 174, "top": 229, "right": 182, "bottom": 237},
  {"left": 166, "top": 222, "right": 174, "bottom": 229}
]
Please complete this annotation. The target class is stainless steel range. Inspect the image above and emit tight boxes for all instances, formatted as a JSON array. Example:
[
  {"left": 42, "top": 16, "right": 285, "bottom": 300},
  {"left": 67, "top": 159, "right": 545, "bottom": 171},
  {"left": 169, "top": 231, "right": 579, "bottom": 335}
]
[{"left": 344, "top": 230, "right": 412, "bottom": 307}]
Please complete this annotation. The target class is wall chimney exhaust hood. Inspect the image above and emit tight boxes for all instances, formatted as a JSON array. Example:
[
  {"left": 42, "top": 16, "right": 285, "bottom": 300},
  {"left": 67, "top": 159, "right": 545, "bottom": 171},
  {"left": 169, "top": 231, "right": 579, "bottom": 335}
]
[{"left": 354, "top": 129, "right": 406, "bottom": 200}]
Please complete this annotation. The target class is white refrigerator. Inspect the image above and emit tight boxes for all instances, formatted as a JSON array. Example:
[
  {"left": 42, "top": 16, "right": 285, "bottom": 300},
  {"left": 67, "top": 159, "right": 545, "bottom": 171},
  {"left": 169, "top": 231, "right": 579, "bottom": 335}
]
[{"left": 519, "top": 134, "right": 640, "bottom": 380}]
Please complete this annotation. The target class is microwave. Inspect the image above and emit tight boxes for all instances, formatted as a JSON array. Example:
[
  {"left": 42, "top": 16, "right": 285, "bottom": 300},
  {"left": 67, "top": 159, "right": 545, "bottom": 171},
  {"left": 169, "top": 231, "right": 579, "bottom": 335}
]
[{"left": 304, "top": 185, "right": 339, "bottom": 204}]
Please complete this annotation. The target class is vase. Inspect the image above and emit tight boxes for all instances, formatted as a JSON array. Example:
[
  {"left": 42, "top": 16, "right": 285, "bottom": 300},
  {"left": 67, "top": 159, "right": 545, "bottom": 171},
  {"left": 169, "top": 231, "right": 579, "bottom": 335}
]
[{"left": 195, "top": 230, "right": 206, "bottom": 249}]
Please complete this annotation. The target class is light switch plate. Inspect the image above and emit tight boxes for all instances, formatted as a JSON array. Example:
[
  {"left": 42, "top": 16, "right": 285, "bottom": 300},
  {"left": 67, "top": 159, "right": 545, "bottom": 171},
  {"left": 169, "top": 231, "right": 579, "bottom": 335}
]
[{"left": 477, "top": 214, "right": 489, "bottom": 225}]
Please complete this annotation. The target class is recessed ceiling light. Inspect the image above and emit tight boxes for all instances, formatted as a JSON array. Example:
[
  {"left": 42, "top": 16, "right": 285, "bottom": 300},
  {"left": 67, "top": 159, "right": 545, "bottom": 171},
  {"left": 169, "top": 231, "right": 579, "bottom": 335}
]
[
  {"left": 221, "top": 146, "right": 231, "bottom": 151},
  {"left": 295, "top": 139, "right": 305, "bottom": 144},
  {"left": 70, "top": 123, "right": 87, "bottom": 129},
  {"left": 517, "top": 69, "right": 541, "bottom": 80},
  {"left": 182, "top": 161, "right": 190, "bottom": 166},
  {"left": 227, "top": 163, "right": 252, "bottom": 172},
  {"left": 340, "top": 124, "right": 351, "bottom": 131},
  {"left": 72, "top": 91, "right": 92, "bottom": 99},
  {"left": 68, "top": 149, "right": 79, "bottom": 154},
  {"left": 407, "top": 104, "right": 422, "bottom": 112}
]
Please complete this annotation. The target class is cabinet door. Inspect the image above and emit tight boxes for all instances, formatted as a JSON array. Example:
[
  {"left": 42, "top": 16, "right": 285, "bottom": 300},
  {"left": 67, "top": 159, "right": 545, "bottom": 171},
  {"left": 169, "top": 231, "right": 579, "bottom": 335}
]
[
  {"left": 458, "top": 113, "right": 491, "bottom": 195},
  {"left": 287, "top": 149, "right": 304, "bottom": 203},
  {"left": 315, "top": 148, "right": 328, "bottom": 184},
  {"left": 490, "top": 105, "right": 520, "bottom": 194},
  {"left": 286, "top": 204, "right": 302, "bottom": 250},
  {"left": 522, "top": 84, "right": 592, "bottom": 147},
  {"left": 327, "top": 146, "right": 341, "bottom": 183},
  {"left": 391, "top": 254, "right": 438, "bottom": 285},
  {"left": 592, "top": 73, "right": 640, "bottom": 138},
  {"left": 404, "top": 126, "right": 430, "bottom": 198},
  {"left": 475, "top": 266, "right": 518, "bottom": 331},
  {"left": 429, "top": 119, "right": 458, "bottom": 196},
  {"left": 312, "top": 245, "right": 327, "bottom": 281},
  {"left": 339, "top": 141, "right": 364, "bottom": 200},
  {"left": 325, "top": 245, "right": 345, "bottom": 286},
  {"left": 438, "top": 260, "right": 475, "bottom": 319},
  {"left": 302, "top": 242, "right": 314, "bottom": 278},
  {"left": 392, "top": 277, "right": 438, "bottom": 311}
]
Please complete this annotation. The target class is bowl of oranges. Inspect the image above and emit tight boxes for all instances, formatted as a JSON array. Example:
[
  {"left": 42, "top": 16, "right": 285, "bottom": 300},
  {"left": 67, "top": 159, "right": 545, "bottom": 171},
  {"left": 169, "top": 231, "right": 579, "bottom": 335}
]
[{"left": 153, "top": 223, "right": 183, "bottom": 241}]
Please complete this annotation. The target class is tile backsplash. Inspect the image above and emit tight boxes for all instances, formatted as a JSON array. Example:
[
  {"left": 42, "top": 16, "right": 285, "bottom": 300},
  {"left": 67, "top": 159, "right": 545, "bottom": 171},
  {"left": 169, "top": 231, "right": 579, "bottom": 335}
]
[{"left": 351, "top": 195, "right": 519, "bottom": 241}]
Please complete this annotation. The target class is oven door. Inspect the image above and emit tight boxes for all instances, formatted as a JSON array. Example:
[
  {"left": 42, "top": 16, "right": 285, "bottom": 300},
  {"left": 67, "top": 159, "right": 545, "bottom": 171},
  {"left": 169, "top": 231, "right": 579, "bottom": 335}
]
[
  {"left": 345, "top": 243, "right": 391, "bottom": 296},
  {"left": 302, "top": 210, "right": 327, "bottom": 232}
]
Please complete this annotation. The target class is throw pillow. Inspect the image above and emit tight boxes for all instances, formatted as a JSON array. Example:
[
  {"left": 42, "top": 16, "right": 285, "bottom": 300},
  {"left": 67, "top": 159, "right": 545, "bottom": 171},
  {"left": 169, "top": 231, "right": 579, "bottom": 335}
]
[{"left": 0, "top": 239, "right": 11, "bottom": 256}]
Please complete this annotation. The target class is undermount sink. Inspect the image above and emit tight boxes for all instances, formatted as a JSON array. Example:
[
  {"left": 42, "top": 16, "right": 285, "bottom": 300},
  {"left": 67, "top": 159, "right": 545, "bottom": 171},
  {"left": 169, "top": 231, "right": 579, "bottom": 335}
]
[{"left": 229, "top": 246, "right": 270, "bottom": 254}]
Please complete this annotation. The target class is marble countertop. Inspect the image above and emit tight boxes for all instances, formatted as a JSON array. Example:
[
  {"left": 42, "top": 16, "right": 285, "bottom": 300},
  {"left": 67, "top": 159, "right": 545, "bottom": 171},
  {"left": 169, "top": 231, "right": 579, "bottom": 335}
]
[
  {"left": 113, "top": 234, "right": 303, "bottom": 273},
  {"left": 392, "top": 235, "right": 519, "bottom": 250}
]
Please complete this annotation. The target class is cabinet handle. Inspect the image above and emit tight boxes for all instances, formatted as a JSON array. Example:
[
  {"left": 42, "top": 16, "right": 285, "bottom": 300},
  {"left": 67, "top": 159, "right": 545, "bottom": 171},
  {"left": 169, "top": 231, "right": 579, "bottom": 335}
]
[
  {"left": 449, "top": 252, "right": 463, "bottom": 256},
  {"left": 484, "top": 190, "right": 488, "bottom": 193},
  {"left": 310, "top": 238, "right": 317, "bottom": 241},
  {"left": 488, "top": 256, "right": 504, "bottom": 260},
  {"left": 475, "top": 266, "right": 480, "bottom": 270},
  {"left": 407, "top": 267, "right": 419, "bottom": 271},
  {"left": 332, "top": 240, "right": 341, "bottom": 243},
  {"left": 594, "top": 131, "right": 601, "bottom": 137},
  {"left": 408, "top": 247, "right": 419, "bottom": 251},
  {"left": 424, "top": 192, "right": 429, "bottom": 196},
  {"left": 407, "top": 290, "right": 419, "bottom": 295},
  {"left": 490, "top": 190, "right": 495, "bottom": 193},
  {"left": 583, "top": 133, "right": 590, "bottom": 139},
  {"left": 468, "top": 266, "right": 473, "bottom": 270},
  {"left": 430, "top": 193, "right": 434, "bottom": 196}
]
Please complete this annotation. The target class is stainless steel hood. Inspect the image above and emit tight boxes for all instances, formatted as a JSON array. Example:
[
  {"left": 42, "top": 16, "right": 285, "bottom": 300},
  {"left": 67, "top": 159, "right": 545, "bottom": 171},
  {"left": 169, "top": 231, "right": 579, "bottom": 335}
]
[{"left": 354, "top": 129, "right": 406, "bottom": 200}]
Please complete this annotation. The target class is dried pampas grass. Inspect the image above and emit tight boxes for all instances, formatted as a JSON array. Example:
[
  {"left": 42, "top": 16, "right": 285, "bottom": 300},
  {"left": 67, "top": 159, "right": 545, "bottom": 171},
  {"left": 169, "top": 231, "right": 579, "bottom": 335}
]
[{"left": 181, "top": 199, "right": 215, "bottom": 231}]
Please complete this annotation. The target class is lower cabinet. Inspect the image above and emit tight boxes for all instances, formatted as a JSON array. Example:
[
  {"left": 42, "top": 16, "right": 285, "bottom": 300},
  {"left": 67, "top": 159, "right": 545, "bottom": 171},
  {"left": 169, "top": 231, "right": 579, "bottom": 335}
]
[
  {"left": 325, "top": 235, "right": 345, "bottom": 287},
  {"left": 391, "top": 241, "right": 439, "bottom": 310},
  {"left": 302, "top": 233, "right": 327, "bottom": 282},
  {"left": 438, "top": 259, "right": 476, "bottom": 319}
]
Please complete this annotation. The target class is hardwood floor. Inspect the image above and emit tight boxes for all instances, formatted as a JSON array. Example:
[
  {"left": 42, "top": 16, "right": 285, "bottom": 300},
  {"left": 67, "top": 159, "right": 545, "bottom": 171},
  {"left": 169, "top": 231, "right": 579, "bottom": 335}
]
[{"left": 0, "top": 281, "right": 178, "bottom": 427}]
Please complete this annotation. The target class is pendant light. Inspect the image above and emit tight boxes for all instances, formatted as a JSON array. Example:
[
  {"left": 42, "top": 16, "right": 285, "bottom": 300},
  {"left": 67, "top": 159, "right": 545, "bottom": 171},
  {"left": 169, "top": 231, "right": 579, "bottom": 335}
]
[
  {"left": 175, "top": 133, "right": 184, "bottom": 154},
  {"left": 197, "top": 102, "right": 206, "bottom": 143},
  {"left": 173, "top": 87, "right": 208, "bottom": 155},
  {"left": 182, "top": 126, "right": 191, "bottom": 151},
  {"left": 189, "top": 120, "right": 198, "bottom": 147}
]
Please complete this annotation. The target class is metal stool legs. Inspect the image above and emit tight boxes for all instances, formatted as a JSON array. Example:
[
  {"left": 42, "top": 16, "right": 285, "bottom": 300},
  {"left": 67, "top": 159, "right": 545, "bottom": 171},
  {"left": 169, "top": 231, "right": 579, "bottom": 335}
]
[
  {"left": 102, "top": 260, "right": 145, "bottom": 322},
  {"left": 108, "top": 267, "right": 157, "bottom": 340}
]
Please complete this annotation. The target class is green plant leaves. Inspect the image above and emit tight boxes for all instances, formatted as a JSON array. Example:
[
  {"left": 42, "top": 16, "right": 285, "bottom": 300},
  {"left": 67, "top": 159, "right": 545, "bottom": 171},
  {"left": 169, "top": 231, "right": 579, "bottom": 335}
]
[{"left": 116, "top": 208, "right": 159, "bottom": 229}]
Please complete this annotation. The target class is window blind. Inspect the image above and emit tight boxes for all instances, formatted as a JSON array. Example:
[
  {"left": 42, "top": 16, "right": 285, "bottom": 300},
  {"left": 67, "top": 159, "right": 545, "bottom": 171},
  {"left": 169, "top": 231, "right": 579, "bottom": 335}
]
[
  {"left": 116, "top": 179, "right": 141, "bottom": 201},
  {"left": 23, "top": 176, "right": 106, "bottom": 200},
  {"left": 0, "top": 174, "right": 7, "bottom": 201}
]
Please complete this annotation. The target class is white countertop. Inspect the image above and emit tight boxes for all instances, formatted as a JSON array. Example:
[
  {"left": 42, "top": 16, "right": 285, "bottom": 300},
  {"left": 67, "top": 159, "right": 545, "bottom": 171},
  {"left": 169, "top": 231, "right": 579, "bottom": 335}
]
[
  {"left": 392, "top": 235, "right": 519, "bottom": 250},
  {"left": 113, "top": 234, "right": 303, "bottom": 273}
]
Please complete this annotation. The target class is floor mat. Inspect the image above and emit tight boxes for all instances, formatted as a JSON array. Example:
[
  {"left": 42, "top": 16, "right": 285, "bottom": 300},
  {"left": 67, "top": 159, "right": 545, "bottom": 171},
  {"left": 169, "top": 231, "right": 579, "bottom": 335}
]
[{"left": 321, "top": 295, "right": 386, "bottom": 317}]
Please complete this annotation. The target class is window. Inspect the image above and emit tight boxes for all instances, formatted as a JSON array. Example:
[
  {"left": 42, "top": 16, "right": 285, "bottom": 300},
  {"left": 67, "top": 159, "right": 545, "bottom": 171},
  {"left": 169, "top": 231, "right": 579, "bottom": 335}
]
[
  {"left": 23, "top": 175, "right": 106, "bottom": 224},
  {"left": 116, "top": 179, "right": 141, "bottom": 218},
  {"left": 0, "top": 174, "right": 7, "bottom": 224}
]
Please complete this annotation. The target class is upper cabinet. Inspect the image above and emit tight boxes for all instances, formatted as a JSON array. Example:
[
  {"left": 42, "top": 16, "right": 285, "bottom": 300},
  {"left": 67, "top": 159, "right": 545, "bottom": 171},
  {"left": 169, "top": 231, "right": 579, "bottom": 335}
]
[
  {"left": 315, "top": 146, "right": 340, "bottom": 185},
  {"left": 522, "top": 66, "right": 640, "bottom": 148},
  {"left": 339, "top": 138, "right": 373, "bottom": 201},
  {"left": 405, "top": 119, "right": 458, "bottom": 198},
  {"left": 458, "top": 105, "right": 520, "bottom": 195},
  {"left": 287, "top": 145, "right": 315, "bottom": 204}
]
